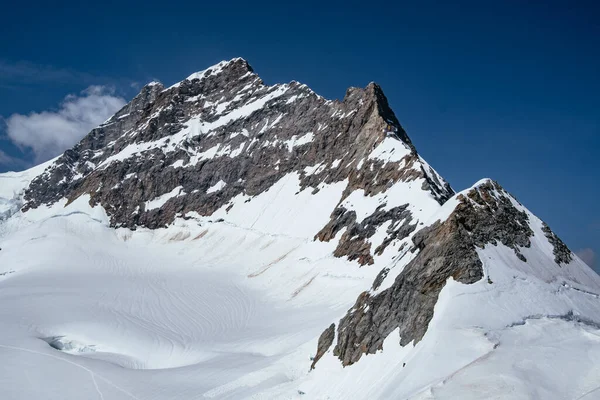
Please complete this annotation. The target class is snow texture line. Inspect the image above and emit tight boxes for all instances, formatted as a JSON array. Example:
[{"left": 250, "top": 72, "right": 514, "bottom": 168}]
[{"left": 0, "top": 344, "right": 142, "bottom": 400}]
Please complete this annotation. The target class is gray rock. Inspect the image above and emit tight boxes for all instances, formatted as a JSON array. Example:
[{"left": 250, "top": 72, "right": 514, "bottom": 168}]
[
  {"left": 316, "top": 204, "right": 416, "bottom": 265},
  {"left": 310, "top": 323, "right": 335, "bottom": 370},
  {"left": 541, "top": 222, "right": 573, "bottom": 265}
]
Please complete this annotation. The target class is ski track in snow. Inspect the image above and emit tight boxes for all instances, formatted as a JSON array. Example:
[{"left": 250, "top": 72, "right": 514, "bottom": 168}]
[{"left": 0, "top": 344, "right": 141, "bottom": 400}]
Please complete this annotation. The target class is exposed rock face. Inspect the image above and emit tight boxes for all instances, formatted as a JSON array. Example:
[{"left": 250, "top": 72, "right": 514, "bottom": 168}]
[
  {"left": 541, "top": 222, "right": 573, "bottom": 265},
  {"left": 330, "top": 180, "right": 536, "bottom": 366},
  {"left": 311, "top": 323, "right": 335, "bottom": 370},
  {"left": 22, "top": 58, "right": 452, "bottom": 266},
  {"left": 316, "top": 205, "right": 416, "bottom": 265},
  {"left": 461, "top": 180, "right": 533, "bottom": 261}
]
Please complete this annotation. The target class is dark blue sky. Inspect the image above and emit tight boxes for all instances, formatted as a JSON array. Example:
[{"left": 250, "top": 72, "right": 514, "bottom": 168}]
[{"left": 0, "top": 0, "right": 598, "bottom": 270}]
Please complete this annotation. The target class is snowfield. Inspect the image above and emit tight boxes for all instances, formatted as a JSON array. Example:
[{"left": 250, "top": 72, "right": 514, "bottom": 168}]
[{"left": 1, "top": 165, "right": 600, "bottom": 400}]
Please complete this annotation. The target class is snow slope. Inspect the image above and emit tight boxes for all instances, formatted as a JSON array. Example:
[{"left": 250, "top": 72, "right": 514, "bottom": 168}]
[
  {"left": 0, "top": 198, "right": 343, "bottom": 399},
  {"left": 0, "top": 166, "right": 382, "bottom": 399},
  {"left": 0, "top": 158, "right": 55, "bottom": 221},
  {"left": 1, "top": 166, "right": 599, "bottom": 400}
]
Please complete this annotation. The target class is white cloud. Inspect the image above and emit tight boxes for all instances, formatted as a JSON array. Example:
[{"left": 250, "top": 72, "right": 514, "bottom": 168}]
[
  {"left": 5, "top": 86, "right": 126, "bottom": 163},
  {"left": 576, "top": 248, "right": 596, "bottom": 269}
]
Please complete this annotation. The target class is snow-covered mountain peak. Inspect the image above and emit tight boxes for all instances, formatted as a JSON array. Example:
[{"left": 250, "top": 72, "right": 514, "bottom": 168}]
[
  {"left": 180, "top": 57, "right": 255, "bottom": 86},
  {"left": 1, "top": 59, "right": 599, "bottom": 400}
]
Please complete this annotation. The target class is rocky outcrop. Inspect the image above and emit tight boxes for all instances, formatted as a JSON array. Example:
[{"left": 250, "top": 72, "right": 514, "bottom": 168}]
[
  {"left": 316, "top": 205, "right": 416, "bottom": 266},
  {"left": 461, "top": 180, "right": 533, "bottom": 261},
  {"left": 310, "top": 323, "right": 335, "bottom": 370},
  {"left": 327, "top": 180, "right": 536, "bottom": 366},
  {"left": 541, "top": 222, "right": 573, "bottom": 265}
]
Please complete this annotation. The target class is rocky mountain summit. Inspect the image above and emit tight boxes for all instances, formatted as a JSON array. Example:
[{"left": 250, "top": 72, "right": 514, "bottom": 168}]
[
  {"left": 23, "top": 57, "right": 451, "bottom": 265},
  {"left": 15, "top": 58, "right": 599, "bottom": 379}
]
